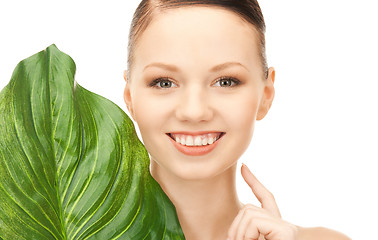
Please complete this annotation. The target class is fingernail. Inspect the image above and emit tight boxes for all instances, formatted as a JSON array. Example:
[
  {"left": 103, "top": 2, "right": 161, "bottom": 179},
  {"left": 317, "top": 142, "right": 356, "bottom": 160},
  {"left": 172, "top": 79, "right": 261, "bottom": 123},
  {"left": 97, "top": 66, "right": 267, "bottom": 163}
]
[
  {"left": 242, "top": 163, "right": 249, "bottom": 170},
  {"left": 242, "top": 163, "right": 250, "bottom": 170}
]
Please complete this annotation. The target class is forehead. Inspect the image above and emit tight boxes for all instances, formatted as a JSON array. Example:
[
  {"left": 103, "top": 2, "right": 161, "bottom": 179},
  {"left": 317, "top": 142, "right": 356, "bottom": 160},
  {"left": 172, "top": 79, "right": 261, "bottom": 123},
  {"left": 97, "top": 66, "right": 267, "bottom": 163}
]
[{"left": 133, "top": 6, "right": 261, "bottom": 74}]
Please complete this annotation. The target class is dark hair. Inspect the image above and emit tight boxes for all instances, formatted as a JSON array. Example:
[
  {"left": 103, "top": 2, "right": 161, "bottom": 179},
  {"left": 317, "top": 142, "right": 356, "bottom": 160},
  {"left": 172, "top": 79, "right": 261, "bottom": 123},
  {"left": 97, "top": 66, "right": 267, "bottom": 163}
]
[{"left": 127, "top": 0, "right": 268, "bottom": 81}]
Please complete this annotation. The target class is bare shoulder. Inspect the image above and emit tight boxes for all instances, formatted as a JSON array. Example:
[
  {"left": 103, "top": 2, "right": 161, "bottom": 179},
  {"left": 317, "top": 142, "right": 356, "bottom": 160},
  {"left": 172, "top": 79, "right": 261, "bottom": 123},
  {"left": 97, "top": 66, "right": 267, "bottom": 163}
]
[{"left": 297, "top": 226, "right": 351, "bottom": 240}]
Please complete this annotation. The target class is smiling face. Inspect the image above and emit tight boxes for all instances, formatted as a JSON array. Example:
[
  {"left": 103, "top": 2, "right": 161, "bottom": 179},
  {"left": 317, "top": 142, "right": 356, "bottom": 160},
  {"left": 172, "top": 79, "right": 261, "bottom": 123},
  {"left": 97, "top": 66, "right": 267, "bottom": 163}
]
[{"left": 124, "top": 6, "right": 275, "bottom": 180}]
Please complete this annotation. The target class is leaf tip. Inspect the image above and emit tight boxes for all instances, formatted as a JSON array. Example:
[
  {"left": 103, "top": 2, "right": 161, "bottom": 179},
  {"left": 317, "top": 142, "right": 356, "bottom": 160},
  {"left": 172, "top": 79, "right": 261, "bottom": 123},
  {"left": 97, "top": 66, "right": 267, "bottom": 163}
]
[{"left": 46, "top": 43, "right": 59, "bottom": 52}]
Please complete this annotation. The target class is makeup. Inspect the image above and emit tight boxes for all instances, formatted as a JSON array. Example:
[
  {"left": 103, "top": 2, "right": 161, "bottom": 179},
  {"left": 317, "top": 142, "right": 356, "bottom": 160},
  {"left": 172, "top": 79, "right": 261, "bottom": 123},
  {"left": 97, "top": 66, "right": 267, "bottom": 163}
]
[{"left": 167, "top": 133, "right": 224, "bottom": 156}]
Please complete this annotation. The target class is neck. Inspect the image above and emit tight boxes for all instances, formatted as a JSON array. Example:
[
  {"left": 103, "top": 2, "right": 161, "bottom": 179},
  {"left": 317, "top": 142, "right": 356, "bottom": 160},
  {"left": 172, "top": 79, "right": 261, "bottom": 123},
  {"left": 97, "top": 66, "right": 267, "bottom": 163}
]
[{"left": 151, "top": 161, "right": 243, "bottom": 240}]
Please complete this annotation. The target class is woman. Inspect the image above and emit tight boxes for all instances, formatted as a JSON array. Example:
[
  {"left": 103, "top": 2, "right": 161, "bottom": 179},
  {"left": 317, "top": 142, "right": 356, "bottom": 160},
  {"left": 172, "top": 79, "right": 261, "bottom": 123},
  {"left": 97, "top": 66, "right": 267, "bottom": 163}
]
[{"left": 123, "top": 0, "right": 350, "bottom": 239}]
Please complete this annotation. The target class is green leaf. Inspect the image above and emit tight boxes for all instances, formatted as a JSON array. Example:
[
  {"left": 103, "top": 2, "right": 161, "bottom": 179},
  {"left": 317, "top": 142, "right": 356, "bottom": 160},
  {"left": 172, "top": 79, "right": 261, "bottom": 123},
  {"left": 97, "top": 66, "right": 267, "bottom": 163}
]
[{"left": 0, "top": 44, "right": 185, "bottom": 240}]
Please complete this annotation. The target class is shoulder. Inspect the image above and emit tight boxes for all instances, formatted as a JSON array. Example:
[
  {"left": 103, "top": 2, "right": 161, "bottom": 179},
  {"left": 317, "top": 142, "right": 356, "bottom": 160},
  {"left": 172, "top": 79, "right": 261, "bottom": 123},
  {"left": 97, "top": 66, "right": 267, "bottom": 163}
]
[{"left": 297, "top": 226, "right": 351, "bottom": 240}]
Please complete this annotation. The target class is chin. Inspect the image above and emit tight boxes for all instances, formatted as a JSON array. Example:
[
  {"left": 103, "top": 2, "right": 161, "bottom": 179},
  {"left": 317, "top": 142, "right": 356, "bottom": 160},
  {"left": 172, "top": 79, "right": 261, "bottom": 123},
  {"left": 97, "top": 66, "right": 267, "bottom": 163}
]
[{"left": 168, "top": 160, "right": 236, "bottom": 181}]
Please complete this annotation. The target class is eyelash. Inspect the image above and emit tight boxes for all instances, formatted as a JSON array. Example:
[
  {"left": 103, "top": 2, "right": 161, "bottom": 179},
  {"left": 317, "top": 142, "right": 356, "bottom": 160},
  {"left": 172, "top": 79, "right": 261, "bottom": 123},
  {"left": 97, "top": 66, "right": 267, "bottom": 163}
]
[
  {"left": 215, "top": 76, "right": 241, "bottom": 87},
  {"left": 148, "top": 77, "right": 172, "bottom": 89},
  {"left": 148, "top": 76, "right": 241, "bottom": 89}
]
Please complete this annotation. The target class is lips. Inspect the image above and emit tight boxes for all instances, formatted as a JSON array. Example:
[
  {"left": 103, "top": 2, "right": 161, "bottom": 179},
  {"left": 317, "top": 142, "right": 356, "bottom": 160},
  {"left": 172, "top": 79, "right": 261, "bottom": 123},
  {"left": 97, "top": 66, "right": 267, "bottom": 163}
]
[
  {"left": 166, "top": 132, "right": 225, "bottom": 144},
  {"left": 166, "top": 131, "right": 225, "bottom": 156}
]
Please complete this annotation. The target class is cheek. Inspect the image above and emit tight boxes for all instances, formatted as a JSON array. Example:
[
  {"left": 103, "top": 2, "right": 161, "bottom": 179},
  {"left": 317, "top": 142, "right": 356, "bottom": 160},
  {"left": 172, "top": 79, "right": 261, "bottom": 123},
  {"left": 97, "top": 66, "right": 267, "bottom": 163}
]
[
  {"left": 135, "top": 102, "right": 157, "bottom": 123},
  {"left": 132, "top": 93, "right": 172, "bottom": 148},
  {"left": 236, "top": 98, "right": 259, "bottom": 128},
  {"left": 219, "top": 92, "right": 260, "bottom": 130},
  {"left": 222, "top": 93, "right": 260, "bottom": 154},
  {"left": 133, "top": 89, "right": 175, "bottom": 118}
]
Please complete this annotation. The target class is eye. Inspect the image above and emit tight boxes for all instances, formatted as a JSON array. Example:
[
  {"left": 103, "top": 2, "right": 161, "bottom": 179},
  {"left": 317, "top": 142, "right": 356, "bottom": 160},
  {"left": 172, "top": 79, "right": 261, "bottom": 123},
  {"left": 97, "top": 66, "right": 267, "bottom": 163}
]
[
  {"left": 148, "top": 77, "right": 177, "bottom": 89},
  {"left": 214, "top": 76, "right": 241, "bottom": 88}
]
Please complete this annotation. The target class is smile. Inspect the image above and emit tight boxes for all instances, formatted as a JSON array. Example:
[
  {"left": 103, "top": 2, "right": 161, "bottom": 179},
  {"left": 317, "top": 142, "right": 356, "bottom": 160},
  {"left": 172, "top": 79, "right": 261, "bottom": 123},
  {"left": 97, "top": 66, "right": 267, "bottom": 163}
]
[
  {"left": 166, "top": 132, "right": 225, "bottom": 157},
  {"left": 167, "top": 132, "right": 225, "bottom": 146}
]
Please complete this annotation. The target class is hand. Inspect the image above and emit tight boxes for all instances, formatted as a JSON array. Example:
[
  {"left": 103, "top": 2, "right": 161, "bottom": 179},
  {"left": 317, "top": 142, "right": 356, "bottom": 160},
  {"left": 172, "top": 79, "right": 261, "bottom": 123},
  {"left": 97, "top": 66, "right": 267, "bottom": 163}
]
[{"left": 227, "top": 164, "right": 298, "bottom": 240}]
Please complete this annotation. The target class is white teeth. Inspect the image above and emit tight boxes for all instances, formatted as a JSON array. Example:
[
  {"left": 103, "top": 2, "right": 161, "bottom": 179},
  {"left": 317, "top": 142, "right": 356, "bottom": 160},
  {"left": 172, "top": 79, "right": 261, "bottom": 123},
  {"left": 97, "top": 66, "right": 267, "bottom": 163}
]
[
  {"left": 186, "top": 136, "right": 194, "bottom": 146},
  {"left": 170, "top": 133, "right": 222, "bottom": 146},
  {"left": 194, "top": 136, "right": 202, "bottom": 146}
]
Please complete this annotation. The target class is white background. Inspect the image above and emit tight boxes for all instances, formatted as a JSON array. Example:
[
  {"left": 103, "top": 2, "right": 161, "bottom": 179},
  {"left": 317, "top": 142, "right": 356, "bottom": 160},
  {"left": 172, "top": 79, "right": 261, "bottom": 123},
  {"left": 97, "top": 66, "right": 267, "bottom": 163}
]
[{"left": 1, "top": 0, "right": 377, "bottom": 239}]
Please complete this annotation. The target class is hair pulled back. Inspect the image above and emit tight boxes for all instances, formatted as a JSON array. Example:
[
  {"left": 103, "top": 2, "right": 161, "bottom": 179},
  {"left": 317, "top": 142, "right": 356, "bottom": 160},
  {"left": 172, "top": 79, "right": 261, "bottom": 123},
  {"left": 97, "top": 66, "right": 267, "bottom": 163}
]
[{"left": 127, "top": 0, "right": 268, "bottom": 80}]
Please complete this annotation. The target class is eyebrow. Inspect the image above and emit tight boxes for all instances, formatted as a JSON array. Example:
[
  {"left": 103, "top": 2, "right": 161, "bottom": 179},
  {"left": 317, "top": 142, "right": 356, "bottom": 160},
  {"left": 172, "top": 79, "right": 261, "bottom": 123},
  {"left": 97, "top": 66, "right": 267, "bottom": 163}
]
[{"left": 143, "top": 61, "right": 249, "bottom": 72}]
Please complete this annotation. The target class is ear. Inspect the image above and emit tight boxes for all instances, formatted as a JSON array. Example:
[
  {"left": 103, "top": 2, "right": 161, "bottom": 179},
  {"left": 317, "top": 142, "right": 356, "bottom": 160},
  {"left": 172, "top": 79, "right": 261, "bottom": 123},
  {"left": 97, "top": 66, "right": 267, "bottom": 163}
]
[
  {"left": 257, "top": 67, "right": 275, "bottom": 120},
  {"left": 123, "top": 70, "right": 136, "bottom": 121}
]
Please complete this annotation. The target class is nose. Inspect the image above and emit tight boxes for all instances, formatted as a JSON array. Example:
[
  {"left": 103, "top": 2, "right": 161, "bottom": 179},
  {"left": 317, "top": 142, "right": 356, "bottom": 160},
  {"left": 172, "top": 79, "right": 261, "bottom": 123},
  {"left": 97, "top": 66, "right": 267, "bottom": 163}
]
[{"left": 175, "top": 85, "right": 213, "bottom": 123}]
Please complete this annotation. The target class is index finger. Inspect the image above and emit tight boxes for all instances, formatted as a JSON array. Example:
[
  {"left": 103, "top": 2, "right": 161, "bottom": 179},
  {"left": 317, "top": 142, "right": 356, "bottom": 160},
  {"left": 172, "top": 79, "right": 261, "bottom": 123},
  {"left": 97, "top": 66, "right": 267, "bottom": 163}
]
[{"left": 241, "top": 163, "right": 281, "bottom": 218}]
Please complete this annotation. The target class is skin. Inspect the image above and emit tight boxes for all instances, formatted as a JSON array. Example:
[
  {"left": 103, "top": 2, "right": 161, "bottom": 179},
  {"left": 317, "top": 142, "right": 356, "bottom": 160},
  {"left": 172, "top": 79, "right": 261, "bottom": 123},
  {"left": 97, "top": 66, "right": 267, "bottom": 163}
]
[{"left": 123, "top": 6, "right": 351, "bottom": 240}]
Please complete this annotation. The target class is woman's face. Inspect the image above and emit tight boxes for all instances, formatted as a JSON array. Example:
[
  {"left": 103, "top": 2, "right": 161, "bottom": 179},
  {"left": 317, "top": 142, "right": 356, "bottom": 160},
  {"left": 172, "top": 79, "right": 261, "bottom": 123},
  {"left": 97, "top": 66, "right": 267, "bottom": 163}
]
[{"left": 124, "top": 6, "right": 275, "bottom": 180}]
